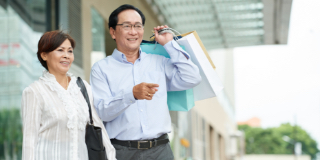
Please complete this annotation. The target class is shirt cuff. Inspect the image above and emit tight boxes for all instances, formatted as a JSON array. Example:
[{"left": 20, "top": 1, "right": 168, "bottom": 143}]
[
  {"left": 163, "top": 40, "right": 190, "bottom": 59},
  {"left": 123, "top": 89, "right": 136, "bottom": 106}
]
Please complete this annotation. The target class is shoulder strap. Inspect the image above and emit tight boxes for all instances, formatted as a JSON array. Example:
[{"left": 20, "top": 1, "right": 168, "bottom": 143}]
[{"left": 76, "top": 77, "right": 93, "bottom": 125}]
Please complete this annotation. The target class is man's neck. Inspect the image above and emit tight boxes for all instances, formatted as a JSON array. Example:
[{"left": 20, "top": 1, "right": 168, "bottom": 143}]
[{"left": 120, "top": 49, "right": 140, "bottom": 64}]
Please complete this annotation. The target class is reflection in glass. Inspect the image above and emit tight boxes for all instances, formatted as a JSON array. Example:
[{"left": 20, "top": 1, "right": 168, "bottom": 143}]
[{"left": 0, "top": 0, "right": 46, "bottom": 159}]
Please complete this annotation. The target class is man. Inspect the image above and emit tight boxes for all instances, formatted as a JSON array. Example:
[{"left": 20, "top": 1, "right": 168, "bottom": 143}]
[{"left": 90, "top": 4, "right": 201, "bottom": 160}]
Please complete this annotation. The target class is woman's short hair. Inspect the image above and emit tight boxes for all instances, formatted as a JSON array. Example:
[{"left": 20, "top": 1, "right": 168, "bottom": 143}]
[
  {"left": 108, "top": 4, "right": 146, "bottom": 30},
  {"left": 37, "top": 30, "right": 75, "bottom": 70}
]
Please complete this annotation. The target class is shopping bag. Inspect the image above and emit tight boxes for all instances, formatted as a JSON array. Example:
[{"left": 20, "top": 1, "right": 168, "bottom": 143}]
[
  {"left": 140, "top": 42, "right": 195, "bottom": 111},
  {"left": 140, "top": 30, "right": 224, "bottom": 109},
  {"left": 177, "top": 31, "right": 224, "bottom": 101}
]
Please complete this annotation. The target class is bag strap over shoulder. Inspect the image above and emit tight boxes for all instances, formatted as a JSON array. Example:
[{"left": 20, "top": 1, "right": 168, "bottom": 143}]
[{"left": 76, "top": 77, "right": 94, "bottom": 125}]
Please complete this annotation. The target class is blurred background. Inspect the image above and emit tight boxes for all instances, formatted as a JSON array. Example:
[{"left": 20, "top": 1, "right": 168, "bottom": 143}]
[{"left": 0, "top": 0, "right": 319, "bottom": 160}]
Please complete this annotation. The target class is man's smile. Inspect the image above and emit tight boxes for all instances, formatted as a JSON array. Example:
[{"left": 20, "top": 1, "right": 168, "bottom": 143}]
[{"left": 127, "top": 38, "right": 138, "bottom": 41}]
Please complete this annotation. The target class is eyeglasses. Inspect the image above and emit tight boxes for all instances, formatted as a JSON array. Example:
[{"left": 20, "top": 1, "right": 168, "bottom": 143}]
[{"left": 116, "top": 23, "right": 144, "bottom": 31}]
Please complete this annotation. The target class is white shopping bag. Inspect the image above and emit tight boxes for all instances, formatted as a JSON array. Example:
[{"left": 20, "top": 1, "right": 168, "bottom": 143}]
[{"left": 177, "top": 31, "right": 224, "bottom": 101}]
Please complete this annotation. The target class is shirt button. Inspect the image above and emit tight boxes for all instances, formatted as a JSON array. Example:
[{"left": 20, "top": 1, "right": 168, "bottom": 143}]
[
  {"left": 130, "top": 101, "right": 133, "bottom": 103},
  {"left": 140, "top": 109, "right": 143, "bottom": 112}
]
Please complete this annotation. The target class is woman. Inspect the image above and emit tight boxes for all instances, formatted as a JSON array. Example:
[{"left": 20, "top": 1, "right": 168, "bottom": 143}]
[{"left": 21, "top": 30, "right": 116, "bottom": 160}]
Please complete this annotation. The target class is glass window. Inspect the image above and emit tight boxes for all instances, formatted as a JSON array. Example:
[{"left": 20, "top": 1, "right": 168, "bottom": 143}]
[
  {"left": 91, "top": 7, "right": 106, "bottom": 67},
  {"left": 91, "top": 7, "right": 105, "bottom": 53},
  {"left": 0, "top": 0, "right": 49, "bottom": 159}
]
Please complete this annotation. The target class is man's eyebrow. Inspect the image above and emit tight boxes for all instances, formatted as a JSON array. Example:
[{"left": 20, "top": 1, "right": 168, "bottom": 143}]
[{"left": 121, "top": 21, "right": 142, "bottom": 24}]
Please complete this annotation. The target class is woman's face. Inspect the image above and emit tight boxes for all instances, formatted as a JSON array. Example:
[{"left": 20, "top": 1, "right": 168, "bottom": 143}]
[{"left": 41, "top": 39, "right": 74, "bottom": 75}]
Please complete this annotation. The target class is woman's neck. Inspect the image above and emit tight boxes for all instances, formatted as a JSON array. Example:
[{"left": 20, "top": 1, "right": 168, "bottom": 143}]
[{"left": 48, "top": 70, "right": 69, "bottom": 90}]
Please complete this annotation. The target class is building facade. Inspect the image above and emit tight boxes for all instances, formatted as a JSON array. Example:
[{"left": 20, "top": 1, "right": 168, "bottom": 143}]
[{"left": 0, "top": 0, "right": 269, "bottom": 159}]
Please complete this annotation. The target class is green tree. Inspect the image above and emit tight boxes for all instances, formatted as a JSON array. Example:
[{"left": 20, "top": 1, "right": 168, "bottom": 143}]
[
  {"left": 239, "top": 123, "right": 319, "bottom": 159},
  {"left": 0, "top": 108, "right": 23, "bottom": 159}
]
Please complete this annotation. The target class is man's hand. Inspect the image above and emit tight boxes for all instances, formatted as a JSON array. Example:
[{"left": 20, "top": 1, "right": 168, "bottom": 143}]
[
  {"left": 133, "top": 83, "right": 159, "bottom": 100},
  {"left": 154, "top": 25, "right": 173, "bottom": 46}
]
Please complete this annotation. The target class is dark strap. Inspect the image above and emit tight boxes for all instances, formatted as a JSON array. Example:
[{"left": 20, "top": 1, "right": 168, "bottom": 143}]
[
  {"left": 111, "top": 134, "right": 169, "bottom": 149},
  {"left": 76, "top": 77, "right": 93, "bottom": 125}
]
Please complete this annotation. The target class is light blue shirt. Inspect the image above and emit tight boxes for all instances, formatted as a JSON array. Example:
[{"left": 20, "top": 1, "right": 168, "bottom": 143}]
[{"left": 90, "top": 40, "right": 201, "bottom": 140}]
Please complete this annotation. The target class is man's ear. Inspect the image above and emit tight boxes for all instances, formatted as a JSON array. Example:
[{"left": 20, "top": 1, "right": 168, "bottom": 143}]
[
  {"left": 41, "top": 52, "right": 47, "bottom": 61},
  {"left": 110, "top": 27, "right": 116, "bottom": 40}
]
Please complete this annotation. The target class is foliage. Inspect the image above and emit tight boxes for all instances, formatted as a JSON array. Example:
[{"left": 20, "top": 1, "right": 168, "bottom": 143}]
[
  {"left": 0, "top": 108, "right": 23, "bottom": 159},
  {"left": 238, "top": 123, "right": 319, "bottom": 159}
]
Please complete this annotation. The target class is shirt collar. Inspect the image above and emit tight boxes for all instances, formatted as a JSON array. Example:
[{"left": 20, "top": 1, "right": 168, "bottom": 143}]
[{"left": 111, "top": 48, "right": 144, "bottom": 63}]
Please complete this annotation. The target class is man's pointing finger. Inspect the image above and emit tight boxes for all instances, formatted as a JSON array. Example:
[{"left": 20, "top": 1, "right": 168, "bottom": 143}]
[{"left": 146, "top": 83, "right": 159, "bottom": 88}]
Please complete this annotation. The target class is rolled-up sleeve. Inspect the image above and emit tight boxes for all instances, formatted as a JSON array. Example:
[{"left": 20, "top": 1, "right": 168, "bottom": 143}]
[
  {"left": 90, "top": 64, "right": 136, "bottom": 122},
  {"left": 162, "top": 40, "right": 202, "bottom": 91}
]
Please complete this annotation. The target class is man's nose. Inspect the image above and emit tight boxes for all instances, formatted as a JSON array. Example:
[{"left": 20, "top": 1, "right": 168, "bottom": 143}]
[{"left": 129, "top": 26, "right": 138, "bottom": 34}]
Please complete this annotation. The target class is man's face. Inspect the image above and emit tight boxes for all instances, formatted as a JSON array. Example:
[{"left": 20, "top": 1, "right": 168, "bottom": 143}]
[{"left": 110, "top": 9, "right": 144, "bottom": 54}]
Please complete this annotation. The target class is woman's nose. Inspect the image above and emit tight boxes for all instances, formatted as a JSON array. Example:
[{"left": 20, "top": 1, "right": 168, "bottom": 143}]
[{"left": 63, "top": 51, "right": 69, "bottom": 58}]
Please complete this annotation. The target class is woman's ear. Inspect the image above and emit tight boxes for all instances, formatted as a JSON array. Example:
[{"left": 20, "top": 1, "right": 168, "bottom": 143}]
[{"left": 41, "top": 52, "right": 47, "bottom": 61}]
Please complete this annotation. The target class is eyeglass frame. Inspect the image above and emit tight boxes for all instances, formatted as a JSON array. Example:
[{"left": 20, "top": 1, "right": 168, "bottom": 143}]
[{"left": 116, "top": 22, "right": 144, "bottom": 31}]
